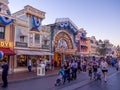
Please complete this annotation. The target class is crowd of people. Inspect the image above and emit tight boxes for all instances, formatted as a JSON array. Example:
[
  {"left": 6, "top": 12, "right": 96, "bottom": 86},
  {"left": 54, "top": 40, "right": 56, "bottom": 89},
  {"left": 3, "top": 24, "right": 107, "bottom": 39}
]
[
  {"left": 55, "top": 56, "right": 120, "bottom": 86},
  {"left": 1, "top": 55, "right": 120, "bottom": 88}
]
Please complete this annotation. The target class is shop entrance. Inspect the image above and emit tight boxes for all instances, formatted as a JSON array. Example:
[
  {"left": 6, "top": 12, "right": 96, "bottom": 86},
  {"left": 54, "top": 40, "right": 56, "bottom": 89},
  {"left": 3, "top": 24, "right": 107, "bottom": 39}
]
[
  {"left": 53, "top": 31, "right": 75, "bottom": 67},
  {"left": 54, "top": 52, "right": 62, "bottom": 67}
]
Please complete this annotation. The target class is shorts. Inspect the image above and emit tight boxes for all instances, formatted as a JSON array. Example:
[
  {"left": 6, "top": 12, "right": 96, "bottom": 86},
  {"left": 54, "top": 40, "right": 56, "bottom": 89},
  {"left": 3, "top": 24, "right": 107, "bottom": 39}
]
[
  {"left": 102, "top": 70, "right": 108, "bottom": 73},
  {"left": 89, "top": 72, "right": 92, "bottom": 77}
]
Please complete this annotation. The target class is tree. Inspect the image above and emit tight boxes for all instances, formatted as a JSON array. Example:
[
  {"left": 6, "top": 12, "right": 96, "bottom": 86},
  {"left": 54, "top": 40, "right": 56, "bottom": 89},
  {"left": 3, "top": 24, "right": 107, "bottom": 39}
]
[
  {"left": 98, "top": 39, "right": 103, "bottom": 43},
  {"left": 97, "top": 44, "right": 107, "bottom": 56}
]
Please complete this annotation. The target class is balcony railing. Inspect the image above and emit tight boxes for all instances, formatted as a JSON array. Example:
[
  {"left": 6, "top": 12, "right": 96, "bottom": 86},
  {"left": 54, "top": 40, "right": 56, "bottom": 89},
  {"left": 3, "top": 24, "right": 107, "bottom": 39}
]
[{"left": 42, "top": 45, "right": 49, "bottom": 49}]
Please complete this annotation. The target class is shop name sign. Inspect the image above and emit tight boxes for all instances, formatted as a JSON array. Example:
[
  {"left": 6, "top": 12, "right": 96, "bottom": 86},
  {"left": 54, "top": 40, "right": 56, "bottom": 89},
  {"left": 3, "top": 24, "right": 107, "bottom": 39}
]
[
  {"left": 16, "top": 42, "right": 28, "bottom": 47},
  {"left": 0, "top": 42, "right": 13, "bottom": 48}
]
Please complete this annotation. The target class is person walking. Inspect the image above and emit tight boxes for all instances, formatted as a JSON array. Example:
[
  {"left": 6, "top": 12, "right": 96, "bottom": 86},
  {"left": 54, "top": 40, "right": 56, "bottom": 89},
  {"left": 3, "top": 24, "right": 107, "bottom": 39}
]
[
  {"left": 64, "top": 60, "right": 70, "bottom": 83},
  {"left": 92, "top": 57, "right": 98, "bottom": 80},
  {"left": 115, "top": 60, "right": 119, "bottom": 71},
  {"left": 111, "top": 58, "right": 115, "bottom": 67},
  {"left": 28, "top": 58, "right": 32, "bottom": 72},
  {"left": 71, "top": 60, "right": 78, "bottom": 80},
  {"left": 77, "top": 57, "right": 81, "bottom": 73},
  {"left": 118, "top": 57, "right": 120, "bottom": 70},
  {"left": 87, "top": 64, "right": 93, "bottom": 80},
  {"left": 1, "top": 59, "right": 9, "bottom": 88},
  {"left": 100, "top": 57, "right": 108, "bottom": 83}
]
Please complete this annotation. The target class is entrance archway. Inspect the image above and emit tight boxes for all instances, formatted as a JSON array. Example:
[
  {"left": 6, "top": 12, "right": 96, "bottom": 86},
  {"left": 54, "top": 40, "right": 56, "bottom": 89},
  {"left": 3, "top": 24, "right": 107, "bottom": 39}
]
[{"left": 53, "top": 31, "right": 74, "bottom": 67}]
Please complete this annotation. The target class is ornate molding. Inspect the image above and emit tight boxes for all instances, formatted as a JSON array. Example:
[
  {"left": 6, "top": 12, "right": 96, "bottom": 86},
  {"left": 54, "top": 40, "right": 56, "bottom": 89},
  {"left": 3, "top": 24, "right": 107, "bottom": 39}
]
[
  {"left": 12, "top": 9, "right": 25, "bottom": 17},
  {"left": 0, "top": 12, "right": 15, "bottom": 19},
  {"left": 0, "top": 0, "right": 9, "bottom": 5},
  {"left": 24, "top": 5, "right": 45, "bottom": 19}
]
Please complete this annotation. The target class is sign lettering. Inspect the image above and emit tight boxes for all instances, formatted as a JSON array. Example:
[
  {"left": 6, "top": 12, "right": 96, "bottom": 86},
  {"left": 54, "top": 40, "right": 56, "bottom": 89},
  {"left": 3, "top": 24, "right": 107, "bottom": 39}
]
[{"left": 0, "top": 42, "right": 13, "bottom": 48}]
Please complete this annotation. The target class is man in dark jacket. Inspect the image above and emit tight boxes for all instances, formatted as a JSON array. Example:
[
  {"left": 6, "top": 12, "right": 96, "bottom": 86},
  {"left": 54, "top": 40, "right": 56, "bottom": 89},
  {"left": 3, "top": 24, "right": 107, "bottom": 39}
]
[{"left": 1, "top": 59, "right": 9, "bottom": 88}]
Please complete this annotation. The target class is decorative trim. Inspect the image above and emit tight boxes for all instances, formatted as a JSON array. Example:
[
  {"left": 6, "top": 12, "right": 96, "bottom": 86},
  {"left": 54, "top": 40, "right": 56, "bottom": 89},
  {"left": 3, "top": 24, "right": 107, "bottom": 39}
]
[
  {"left": 0, "top": 15, "right": 14, "bottom": 26},
  {"left": 32, "top": 15, "right": 42, "bottom": 29}
]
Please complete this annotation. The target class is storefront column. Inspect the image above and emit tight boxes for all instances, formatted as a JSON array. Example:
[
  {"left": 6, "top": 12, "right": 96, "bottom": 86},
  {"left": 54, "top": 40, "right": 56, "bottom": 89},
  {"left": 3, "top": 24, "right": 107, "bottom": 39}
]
[
  {"left": 14, "top": 55, "right": 17, "bottom": 68},
  {"left": 9, "top": 56, "right": 14, "bottom": 74}
]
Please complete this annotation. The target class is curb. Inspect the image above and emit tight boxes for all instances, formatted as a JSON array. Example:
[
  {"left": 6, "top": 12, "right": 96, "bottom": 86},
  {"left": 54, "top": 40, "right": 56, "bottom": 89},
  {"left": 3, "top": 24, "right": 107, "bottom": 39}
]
[{"left": 0, "top": 73, "right": 57, "bottom": 85}]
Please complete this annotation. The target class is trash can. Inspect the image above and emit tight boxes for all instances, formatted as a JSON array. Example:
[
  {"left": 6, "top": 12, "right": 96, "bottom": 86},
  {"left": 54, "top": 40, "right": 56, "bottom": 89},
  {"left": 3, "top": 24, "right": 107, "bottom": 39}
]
[{"left": 37, "top": 64, "right": 45, "bottom": 76}]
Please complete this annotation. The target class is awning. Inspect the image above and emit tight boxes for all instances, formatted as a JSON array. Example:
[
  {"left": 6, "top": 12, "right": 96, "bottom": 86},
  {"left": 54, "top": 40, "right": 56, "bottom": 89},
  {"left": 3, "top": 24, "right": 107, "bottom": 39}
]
[
  {"left": 16, "top": 50, "right": 53, "bottom": 56},
  {"left": 0, "top": 48, "right": 15, "bottom": 55},
  {"left": 42, "top": 52, "right": 54, "bottom": 55}
]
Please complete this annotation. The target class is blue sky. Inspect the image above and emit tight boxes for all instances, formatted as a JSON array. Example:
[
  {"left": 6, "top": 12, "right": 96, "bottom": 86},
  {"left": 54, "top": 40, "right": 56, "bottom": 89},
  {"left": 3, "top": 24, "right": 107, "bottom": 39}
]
[{"left": 9, "top": 0, "right": 120, "bottom": 46}]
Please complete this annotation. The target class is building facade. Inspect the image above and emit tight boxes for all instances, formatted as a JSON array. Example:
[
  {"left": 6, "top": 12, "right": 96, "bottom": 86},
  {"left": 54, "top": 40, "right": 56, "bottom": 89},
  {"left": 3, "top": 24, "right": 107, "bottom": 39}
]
[
  {"left": 48, "top": 18, "right": 78, "bottom": 67},
  {"left": 103, "top": 40, "right": 117, "bottom": 57},
  {"left": 76, "top": 28, "right": 89, "bottom": 56},
  {"left": 116, "top": 45, "right": 120, "bottom": 57},
  {"left": 89, "top": 36, "right": 99, "bottom": 57},
  {"left": 12, "top": 5, "right": 53, "bottom": 69},
  {"left": 0, "top": 0, "right": 15, "bottom": 73}
]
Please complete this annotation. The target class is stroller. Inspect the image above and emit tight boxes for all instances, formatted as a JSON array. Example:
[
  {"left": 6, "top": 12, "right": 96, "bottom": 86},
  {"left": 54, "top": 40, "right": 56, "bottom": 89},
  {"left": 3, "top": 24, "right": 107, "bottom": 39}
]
[{"left": 54, "top": 75, "right": 63, "bottom": 86}]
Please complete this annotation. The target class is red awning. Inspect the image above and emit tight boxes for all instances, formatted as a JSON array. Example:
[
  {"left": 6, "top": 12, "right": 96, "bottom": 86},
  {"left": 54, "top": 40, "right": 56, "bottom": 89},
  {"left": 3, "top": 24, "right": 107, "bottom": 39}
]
[{"left": 0, "top": 48, "right": 15, "bottom": 55}]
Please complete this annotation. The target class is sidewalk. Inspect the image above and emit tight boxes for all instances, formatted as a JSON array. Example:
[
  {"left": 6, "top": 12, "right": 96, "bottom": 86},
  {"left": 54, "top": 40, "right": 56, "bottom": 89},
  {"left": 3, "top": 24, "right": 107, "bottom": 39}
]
[{"left": 0, "top": 68, "right": 58, "bottom": 85}]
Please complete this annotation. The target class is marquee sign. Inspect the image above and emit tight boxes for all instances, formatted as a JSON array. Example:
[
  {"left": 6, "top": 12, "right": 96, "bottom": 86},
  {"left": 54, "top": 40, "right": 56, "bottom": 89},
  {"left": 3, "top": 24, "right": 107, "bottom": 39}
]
[{"left": 55, "top": 48, "right": 76, "bottom": 54}]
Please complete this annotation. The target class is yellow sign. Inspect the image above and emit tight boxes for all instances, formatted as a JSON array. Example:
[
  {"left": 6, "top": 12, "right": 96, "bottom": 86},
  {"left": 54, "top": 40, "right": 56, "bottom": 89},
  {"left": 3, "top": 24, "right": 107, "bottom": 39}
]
[
  {"left": 0, "top": 42, "right": 13, "bottom": 48},
  {"left": 55, "top": 48, "right": 76, "bottom": 54}
]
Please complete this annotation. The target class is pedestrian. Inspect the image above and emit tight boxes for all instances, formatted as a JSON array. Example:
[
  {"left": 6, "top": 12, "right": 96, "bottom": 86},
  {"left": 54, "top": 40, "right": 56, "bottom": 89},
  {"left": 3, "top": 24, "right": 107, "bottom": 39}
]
[
  {"left": 51, "top": 59, "right": 54, "bottom": 70},
  {"left": 111, "top": 58, "right": 115, "bottom": 67},
  {"left": 115, "top": 60, "right": 119, "bottom": 71},
  {"left": 28, "top": 58, "right": 32, "bottom": 72},
  {"left": 71, "top": 60, "right": 78, "bottom": 80},
  {"left": 64, "top": 61, "right": 70, "bottom": 83},
  {"left": 97, "top": 66, "right": 102, "bottom": 80},
  {"left": 77, "top": 58, "right": 81, "bottom": 73},
  {"left": 87, "top": 64, "right": 93, "bottom": 80},
  {"left": 118, "top": 58, "right": 120, "bottom": 70},
  {"left": 100, "top": 58, "right": 108, "bottom": 83},
  {"left": 55, "top": 66, "right": 65, "bottom": 85},
  {"left": 92, "top": 57, "right": 98, "bottom": 80},
  {"left": 82, "top": 59, "right": 87, "bottom": 72},
  {"left": 1, "top": 59, "right": 9, "bottom": 88}
]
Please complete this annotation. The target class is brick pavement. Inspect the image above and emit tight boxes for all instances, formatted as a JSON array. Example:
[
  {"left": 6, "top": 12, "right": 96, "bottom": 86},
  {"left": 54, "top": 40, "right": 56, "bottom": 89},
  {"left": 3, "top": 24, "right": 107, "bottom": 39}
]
[{"left": 0, "top": 68, "right": 58, "bottom": 85}]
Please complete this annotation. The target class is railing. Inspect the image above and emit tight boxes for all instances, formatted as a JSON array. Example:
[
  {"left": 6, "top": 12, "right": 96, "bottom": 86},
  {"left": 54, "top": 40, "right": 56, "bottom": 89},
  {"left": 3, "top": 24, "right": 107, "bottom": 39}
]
[{"left": 42, "top": 45, "right": 49, "bottom": 49}]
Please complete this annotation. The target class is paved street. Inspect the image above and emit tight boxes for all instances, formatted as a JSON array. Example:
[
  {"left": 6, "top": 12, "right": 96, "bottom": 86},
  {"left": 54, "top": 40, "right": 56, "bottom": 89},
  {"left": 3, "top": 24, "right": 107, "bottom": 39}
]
[
  {"left": 75, "top": 71, "right": 120, "bottom": 90},
  {"left": 0, "top": 66, "right": 118, "bottom": 90}
]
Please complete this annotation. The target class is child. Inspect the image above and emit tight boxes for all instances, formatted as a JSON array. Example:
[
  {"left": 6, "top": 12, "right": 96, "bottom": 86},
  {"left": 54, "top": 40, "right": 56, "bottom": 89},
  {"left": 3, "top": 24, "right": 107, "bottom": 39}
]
[
  {"left": 97, "top": 66, "right": 102, "bottom": 80},
  {"left": 55, "top": 74, "right": 63, "bottom": 86},
  {"left": 87, "top": 64, "right": 93, "bottom": 80},
  {"left": 55, "top": 67, "right": 65, "bottom": 86}
]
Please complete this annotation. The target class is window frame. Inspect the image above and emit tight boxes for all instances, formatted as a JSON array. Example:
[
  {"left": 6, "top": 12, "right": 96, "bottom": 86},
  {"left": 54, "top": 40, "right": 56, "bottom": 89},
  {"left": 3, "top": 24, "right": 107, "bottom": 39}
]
[
  {"left": 0, "top": 26, "right": 5, "bottom": 39},
  {"left": 20, "top": 36, "right": 24, "bottom": 42},
  {"left": 35, "top": 34, "right": 40, "bottom": 44}
]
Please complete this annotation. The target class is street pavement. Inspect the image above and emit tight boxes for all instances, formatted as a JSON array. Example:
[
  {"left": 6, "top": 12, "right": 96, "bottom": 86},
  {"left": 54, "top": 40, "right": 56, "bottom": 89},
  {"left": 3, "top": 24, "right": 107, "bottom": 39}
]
[
  {"left": 75, "top": 71, "right": 120, "bottom": 90},
  {"left": 0, "top": 66, "right": 118, "bottom": 90}
]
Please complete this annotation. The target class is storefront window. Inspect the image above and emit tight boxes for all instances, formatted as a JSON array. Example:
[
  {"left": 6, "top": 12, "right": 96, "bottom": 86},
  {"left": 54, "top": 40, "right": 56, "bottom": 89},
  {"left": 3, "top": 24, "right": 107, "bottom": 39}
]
[
  {"left": 17, "top": 55, "right": 27, "bottom": 67},
  {"left": 20, "top": 36, "right": 24, "bottom": 42},
  {"left": 29, "top": 34, "right": 33, "bottom": 46},
  {"left": 17, "top": 55, "right": 37, "bottom": 67},
  {"left": 35, "top": 34, "right": 40, "bottom": 44},
  {"left": 0, "top": 26, "right": 5, "bottom": 39}
]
